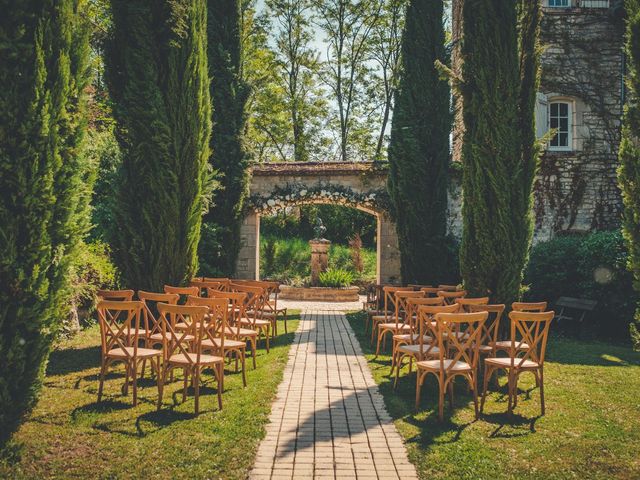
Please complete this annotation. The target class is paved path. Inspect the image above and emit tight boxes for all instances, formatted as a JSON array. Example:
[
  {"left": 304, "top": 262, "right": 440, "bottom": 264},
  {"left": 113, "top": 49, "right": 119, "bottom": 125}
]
[{"left": 249, "top": 310, "right": 418, "bottom": 480}]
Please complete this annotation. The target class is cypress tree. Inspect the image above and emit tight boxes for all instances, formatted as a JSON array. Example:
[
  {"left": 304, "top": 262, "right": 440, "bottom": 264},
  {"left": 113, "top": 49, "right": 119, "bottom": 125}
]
[
  {"left": 0, "top": 0, "right": 91, "bottom": 445},
  {"left": 387, "top": 0, "right": 452, "bottom": 285},
  {"left": 618, "top": 0, "right": 640, "bottom": 349},
  {"left": 459, "top": 0, "right": 541, "bottom": 304},
  {"left": 199, "top": 0, "right": 251, "bottom": 277},
  {"left": 106, "top": 0, "right": 211, "bottom": 291}
]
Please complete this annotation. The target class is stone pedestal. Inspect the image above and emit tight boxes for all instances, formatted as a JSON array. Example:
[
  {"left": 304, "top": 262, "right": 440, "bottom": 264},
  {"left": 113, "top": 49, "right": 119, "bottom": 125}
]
[{"left": 309, "top": 239, "right": 331, "bottom": 286}]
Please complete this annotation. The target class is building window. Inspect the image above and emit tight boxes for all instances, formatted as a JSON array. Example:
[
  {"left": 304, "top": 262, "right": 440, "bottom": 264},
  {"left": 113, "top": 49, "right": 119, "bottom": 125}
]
[
  {"left": 548, "top": 0, "right": 570, "bottom": 6},
  {"left": 549, "top": 101, "right": 572, "bottom": 151}
]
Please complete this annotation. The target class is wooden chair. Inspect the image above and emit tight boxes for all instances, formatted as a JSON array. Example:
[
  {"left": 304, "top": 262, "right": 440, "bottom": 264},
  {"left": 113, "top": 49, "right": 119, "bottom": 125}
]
[
  {"left": 137, "top": 291, "right": 180, "bottom": 378},
  {"left": 481, "top": 310, "right": 554, "bottom": 416},
  {"left": 163, "top": 285, "right": 200, "bottom": 304},
  {"left": 420, "top": 287, "right": 441, "bottom": 297},
  {"left": 190, "top": 280, "right": 224, "bottom": 296},
  {"left": 438, "top": 284, "right": 462, "bottom": 292},
  {"left": 466, "top": 303, "right": 506, "bottom": 356},
  {"left": 370, "top": 286, "right": 413, "bottom": 345},
  {"left": 157, "top": 303, "right": 224, "bottom": 414},
  {"left": 415, "top": 311, "right": 488, "bottom": 421},
  {"left": 201, "top": 277, "right": 231, "bottom": 291},
  {"left": 438, "top": 290, "right": 467, "bottom": 305},
  {"left": 494, "top": 301, "right": 549, "bottom": 353},
  {"left": 242, "top": 280, "right": 287, "bottom": 335},
  {"left": 208, "top": 288, "right": 259, "bottom": 369},
  {"left": 96, "top": 300, "right": 162, "bottom": 407},
  {"left": 187, "top": 295, "right": 247, "bottom": 387},
  {"left": 97, "top": 289, "right": 134, "bottom": 301},
  {"left": 231, "top": 283, "right": 272, "bottom": 352},
  {"left": 392, "top": 303, "right": 459, "bottom": 388},
  {"left": 364, "top": 284, "right": 384, "bottom": 333},
  {"left": 375, "top": 290, "right": 424, "bottom": 356},
  {"left": 390, "top": 296, "right": 445, "bottom": 373},
  {"left": 455, "top": 297, "right": 490, "bottom": 312}
]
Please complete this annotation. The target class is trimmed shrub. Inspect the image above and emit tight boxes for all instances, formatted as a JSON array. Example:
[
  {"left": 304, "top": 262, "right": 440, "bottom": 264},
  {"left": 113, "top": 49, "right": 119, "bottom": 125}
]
[{"left": 525, "top": 231, "right": 636, "bottom": 339}]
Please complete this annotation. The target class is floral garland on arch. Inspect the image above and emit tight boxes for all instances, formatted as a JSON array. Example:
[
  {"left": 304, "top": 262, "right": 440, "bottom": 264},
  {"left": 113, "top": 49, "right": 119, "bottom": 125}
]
[{"left": 246, "top": 182, "right": 391, "bottom": 215}]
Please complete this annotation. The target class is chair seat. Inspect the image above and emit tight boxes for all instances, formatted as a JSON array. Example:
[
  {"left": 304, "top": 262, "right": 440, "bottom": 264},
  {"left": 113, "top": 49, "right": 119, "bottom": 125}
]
[
  {"left": 107, "top": 347, "right": 161, "bottom": 359},
  {"left": 240, "top": 318, "right": 271, "bottom": 327},
  {"left": 397, "top": 344, "right": 441, "bottom": 356},
  {"left": 393, "top": 333, "right": 433, "bottom": 343},
  {"left": 378, "top": 323, "right": 411, "bottom": 331},
  {"left": 175, "top": 322, "right": 203, "bottom": 331},
  {"left": 201, "top": 338, "right": 245, "bottom": 349},
  {"left": 225, "top": 326, "right": 257, "bottom": 337},
  {"left": 494, "top": 340, "right": 530, "bottom": 350},
  {"left": 485, "top": 357, "right": 539, "bottom": 369},
  {"left": 148, "top": 332, "right": 194, "bottom": 342},
  {"left": 416, "top": 359, "right": 472, "bottom": 372},
  {"left": 168, "top": 352, "right": 224, "bottom": 365},
  {"left": 371, "top": 315, "right": 389, "bottom": 322}
]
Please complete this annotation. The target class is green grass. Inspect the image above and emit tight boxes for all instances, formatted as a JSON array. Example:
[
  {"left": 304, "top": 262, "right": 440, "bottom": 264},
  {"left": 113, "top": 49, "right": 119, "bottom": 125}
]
[
  {"left": 346, "top": 311, "right": 640, "bottom": 480},
  {"left": 0, "top": 313, "right": 300, "bottom": 480}
]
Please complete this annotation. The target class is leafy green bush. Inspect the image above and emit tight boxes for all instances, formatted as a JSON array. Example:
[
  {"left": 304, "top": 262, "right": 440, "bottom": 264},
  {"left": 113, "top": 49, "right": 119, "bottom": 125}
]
[
  {"left": 524, "top": 231, "right": 636, "bottom": 339},
  {"left": 319, "top": 269, "right": 354, "bottom": 288}
]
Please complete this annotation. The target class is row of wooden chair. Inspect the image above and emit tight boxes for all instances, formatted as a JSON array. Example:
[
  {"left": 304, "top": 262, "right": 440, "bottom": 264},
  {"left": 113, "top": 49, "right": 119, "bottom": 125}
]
[
  {"left": 364, "top": 285, "right": 553, "bottom": 421},
  {"left": 95, "top": 278, "right": 287, "bottom": 414}
]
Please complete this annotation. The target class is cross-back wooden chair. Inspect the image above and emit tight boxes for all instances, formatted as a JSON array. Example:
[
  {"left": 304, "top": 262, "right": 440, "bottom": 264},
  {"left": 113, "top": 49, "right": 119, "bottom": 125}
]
[
  {"left": 96, "top": 300, "right": 162, "bottom": 407},
  {"left": 163, "top": 285, "right": 200, "bottom": 304},
  {"left": 190, "top": 280, "right": 224, "bottom": 296},
  {"left": 208, "top": 288, "right": 259, "bottom": 369},
  {"left": 241, "top": 280, "right": 287, "bottom": 335},
  {"left": 392, "top": 303, "right": 459, "bottom": 388},
  {"left": 455, "top": 297, "right": 490, "bottom": 312},
  {"left": 364, "top": 284, "right": 385, "bottom": 333},
  {"left": 481, "top": 310, "right": 554, "bottom": 416},
  {"left": 230, "top": 283, "right": 272, "bottom": 352},
  {"left": 97, "top": 289, "right": 135, "bottom": 301},
  {"left": 415, "top": 311, "right": 488, "bottom": 421},
  {"left": 375, "top": 290, "right": 424, "bottom": 356},
  {"left": 408, "top": 284, "right": 434, "bottom": 290},
  {"left": 494, "top": 301, "right": 550, "bottom": 353},
  {"left": 201, "top": 277, "right": 231, "bottom": 291},
  {"left": 185, "top": 296, "right": 242, "bottom": 388},
  {"left": 370, "top": 286, "right": 413, "bottom": 345},
  {"left": 137, "top": 291, "right": 180, "bottom": 378},
  {"left": 157, "top": 303, "right": 224, "bottom": 414},
  {"left": 438, "top": 284, "right": 462, "bottom": 292},
  {"left": 420, "top": 287, "right": 442, "bottom": 297},
  {"left": 438, "top": 290, "right": 467, "bottom": 305},
  {"left": 390, "top": 296, "right": 445, "bottom": 369}
]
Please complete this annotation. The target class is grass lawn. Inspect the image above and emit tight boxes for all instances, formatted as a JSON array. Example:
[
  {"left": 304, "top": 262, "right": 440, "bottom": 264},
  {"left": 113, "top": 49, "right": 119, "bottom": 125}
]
[
  {"left": 0, "top": 312, "right": 300, "bottom": 480},
  {"left": 347, "top": 311, "right": 640, "bottom": 480}
]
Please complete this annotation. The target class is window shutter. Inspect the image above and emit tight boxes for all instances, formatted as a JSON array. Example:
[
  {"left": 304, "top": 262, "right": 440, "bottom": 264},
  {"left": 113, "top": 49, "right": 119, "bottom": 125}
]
[
  {"left": 580, "top": 0, "right": 609, "bottom": 8},
  {"left": 535, "top": 92, "right": 549, "bottom": 139}
]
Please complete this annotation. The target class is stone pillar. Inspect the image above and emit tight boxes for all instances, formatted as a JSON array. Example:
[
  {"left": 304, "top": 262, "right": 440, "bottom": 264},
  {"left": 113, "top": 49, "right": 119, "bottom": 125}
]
[
  {"left": 235, "top": 211, "right": 260, "bottom": 279},
  {"left": 378, "top": 213, "right": 401, "bottom": 285},
  {"left": 309, "top": 239, "right": 331, "bottom": 286}
]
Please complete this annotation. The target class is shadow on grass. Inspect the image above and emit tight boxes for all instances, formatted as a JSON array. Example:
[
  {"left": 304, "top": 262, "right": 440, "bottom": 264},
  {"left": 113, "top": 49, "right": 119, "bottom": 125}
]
[{"left": 47, "top": 345, "right": 100, "bottom": 376}]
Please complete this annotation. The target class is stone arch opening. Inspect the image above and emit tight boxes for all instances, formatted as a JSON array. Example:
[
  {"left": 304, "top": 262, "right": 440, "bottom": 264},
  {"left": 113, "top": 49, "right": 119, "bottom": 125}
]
[{"left": 235, "top": 163, "right": 401, "bottom": 284}]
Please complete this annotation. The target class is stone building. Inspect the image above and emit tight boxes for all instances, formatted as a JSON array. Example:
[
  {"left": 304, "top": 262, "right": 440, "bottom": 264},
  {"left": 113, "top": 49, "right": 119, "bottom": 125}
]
[{"left": 451, "top": 0, "right": 625, "bottom": 242}]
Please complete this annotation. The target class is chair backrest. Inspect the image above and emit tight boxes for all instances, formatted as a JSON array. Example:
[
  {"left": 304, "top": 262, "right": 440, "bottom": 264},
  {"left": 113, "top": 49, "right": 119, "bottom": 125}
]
[
  {"left": 420, "top": 286, "right": 441, "bottom": 297},
  {"left": 186, "top": 296, "right": 228, "bottom": 351},
  {"left": 408, "top": 284, "right": 433, "bottom": 291},
  {"left": 438, "top": 284, "right": 462, "bottom": 291},
  {"left": 416, "top": 303, "right": 460, "bottom": 349},
  {"left": 157, "top": 303, "right": 210, "bottom": 364},
  {"left": 381, "top": 286, "right": 413, "bottom": 319},
  {"left": 207, "top": 289, "right": 247, "bottom": 336},
  {"left": 456, "top": 296, "right": 490, "bottom": 312},
  {"left": 97, "top": 289, "right": 134, "bottom": 301},
  {"left": 405, "top": 297, "right": 445, "bottom": 329},
  {"left": 164, "top": 285, "right": 200, "bottom": 303},
  {"left": 507, "top": 311, "right": 554, "bottom": 367},
  {"left": 394, "top": 290, "right": 425, "bottom": 325},
  {"left": 230, "top": 283, "right": 267, "bottom": 320},
  {"left": 434, "top": 311, "right": 488, "bottom": 373},
  {"left": 190, "top": 280, "right": 224, "bottom": 295},
  {"left": 467, "top": 303, "right": 506, "bottom": 348},
  {"left": 438, "top": 290, "right": 467, "bottom": 305},
  {"left": 512, "top": 301, "right": 548, "bottom": 312},
  {"left": 200, "top": 277, "right": 231, "bottom": 291},
  {"left": 97, "top": 300, "right": 144, "bottom": 358},
  {"left": 137, "top": 291, "right": 180, "bottom": 337}
]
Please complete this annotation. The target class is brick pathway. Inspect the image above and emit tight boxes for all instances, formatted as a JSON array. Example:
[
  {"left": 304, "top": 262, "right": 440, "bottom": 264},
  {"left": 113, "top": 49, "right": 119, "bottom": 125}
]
[{"left": 249, "top": 310, "right": 418, "bottom": 480}]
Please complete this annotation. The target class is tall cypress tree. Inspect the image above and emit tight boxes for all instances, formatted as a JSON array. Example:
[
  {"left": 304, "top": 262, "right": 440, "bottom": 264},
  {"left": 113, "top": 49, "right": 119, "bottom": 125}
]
[
  {"left": 106, "top": 0, "right": 211, "bottom": 291},
  {"left": 199, "top": 0, "right": 251, "bottom": 277},
  {"left": 0, "top": 0, "right": 91, "bottom": 445},
  {"left": 619, "top": 0, "right": 640, "bottom": 349},
  {"left": 387, "top": 0, "right": 451, "bottom": 285},
  {"left": 459, "top": 0, "right": 541, "bottom": 304}
]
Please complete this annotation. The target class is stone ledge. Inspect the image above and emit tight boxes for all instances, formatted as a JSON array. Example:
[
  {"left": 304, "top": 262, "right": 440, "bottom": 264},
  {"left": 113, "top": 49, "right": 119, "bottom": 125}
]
[{"left": 279, "top": 285, "right": 360, "bottom": 302}]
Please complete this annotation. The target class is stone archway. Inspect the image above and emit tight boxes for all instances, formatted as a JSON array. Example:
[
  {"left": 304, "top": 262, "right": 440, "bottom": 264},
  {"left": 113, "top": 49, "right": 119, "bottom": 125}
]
[{"left": 235, "top": 162, "right": 401, "bottom": 284}]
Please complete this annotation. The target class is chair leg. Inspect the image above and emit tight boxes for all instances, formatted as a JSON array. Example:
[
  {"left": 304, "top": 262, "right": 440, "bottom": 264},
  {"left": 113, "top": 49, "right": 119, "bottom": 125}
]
[
  {"left": 471, "top": 374, "right": 479, "bottom": 419},
  {"left": 393, "top": 354, "right": 404, "bottom": 389},
  {"left": 480, "top": 365, "right": 491, "bottom": 413},
  {"left": 194, "top": 368, "right": 200, "bottom": 415},
  {"left": 97, "top": 359, "right": 107, "bottom": 403},
  {"left": 448, "top": 378, "right": 454, "bottom": 410},
  {"left": 216, "top": 364, "right": 223, "bottom": 410},
  {"left": 157, "top": 358, "right": 165, "bottom": 410},
  {"left": 507, "top": 370, "right": 515, "bottom": 415},
  {"left": 265, "top": 327, "right": 270, "bottom": 352},
  {"left": 251, "top": 338, "right": 257, "bottom": 369},
  {"left": 375, "top": 329, "right": 384, "bottom": 356},
  {"left": 241, "top": 351, "right": 247, "bottom": 387},
  {"left": 438, "top": 377, "right": 445, "bottom": 422},
  {"left": 539, "top": 368, "right": 545, "bottom": 415},
  {"left": 183, "top": 369, "right": 189, "bottom": 403},
  {"left": 283, "top": 312, "right": 288, "bottom": 333},
  {"left": 131, "top": 360, "right": 138, "bottom": 406},
  {"left": 415, "top": 371, "right": 423, "bottom": 409}
]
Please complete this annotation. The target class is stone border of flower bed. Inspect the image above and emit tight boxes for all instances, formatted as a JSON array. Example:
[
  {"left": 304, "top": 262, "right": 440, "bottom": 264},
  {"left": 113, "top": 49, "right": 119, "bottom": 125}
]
[{"left": 279, "top": 285, "right": 360, "bottom": 302}]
